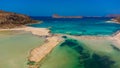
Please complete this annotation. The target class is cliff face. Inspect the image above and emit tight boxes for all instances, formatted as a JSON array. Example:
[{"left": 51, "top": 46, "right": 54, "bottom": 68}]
[{"left": 0, "top": 10, "right": 37, "bottom": 28}]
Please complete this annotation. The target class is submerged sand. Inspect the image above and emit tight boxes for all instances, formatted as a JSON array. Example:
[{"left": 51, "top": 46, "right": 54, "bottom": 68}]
[{"left": 59, "top": 31, "right": 120, "bottom": 49}]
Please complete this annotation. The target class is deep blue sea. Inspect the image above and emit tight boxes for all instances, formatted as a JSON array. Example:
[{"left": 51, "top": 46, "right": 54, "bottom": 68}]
[{"left": 30, "top": 17, "right": 120, "bottom": 36}]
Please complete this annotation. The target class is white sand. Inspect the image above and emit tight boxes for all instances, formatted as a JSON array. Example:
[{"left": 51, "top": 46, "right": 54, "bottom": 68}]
[
  {"left": 109, "top": 32, "right": 120, "bottom": 49},
  {"left": 59, "top": 32, "right": 120, "bottom": 49},
  {"left": 0, "top": 26, "right": 62, "bottom": 68},
  {"left": 29, "top": 36, "right": 62, "bottom": 62},
  {"left": 1, "top": 26, "right": 120, "bottom": 68},
  {"left": 0, "top": 26, "right": 50, "bottom": 36}
]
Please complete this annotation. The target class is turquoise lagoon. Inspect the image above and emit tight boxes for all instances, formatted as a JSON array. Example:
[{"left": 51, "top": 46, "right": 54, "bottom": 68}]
[
  {"left": 38, "top": 38, "right": 120, "bottom": 68},
  {"left": 0, "top": 31, "right": 45, "bottom": 68},
  {"left": 29, "top": 17, "right": 120, "bottom": 68},
  {"left": 1, "top": 17, "right": 120, "bottom": 68},
  {"left": 30, "top": 17, "right": 120, "bottom": 36}
]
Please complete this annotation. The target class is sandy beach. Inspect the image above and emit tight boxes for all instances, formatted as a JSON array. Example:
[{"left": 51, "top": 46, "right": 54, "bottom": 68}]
[
  {"left": 0, "top": 26, "right": 62, "bottom": 68},
  {"left": 28, "top": 36, "right": 62, "bottom": 68},
  {"left": 59, "top": 32, "right": 120, "bottom": 49},
  {"left": 109, "top": 31, "right": 120, "bottom": 49},
  {"left": 0, "top": 26, "right": 50, "bottom": 36},
  {"left": 1, "top": 26, "right": 120, "bottom": 68}
]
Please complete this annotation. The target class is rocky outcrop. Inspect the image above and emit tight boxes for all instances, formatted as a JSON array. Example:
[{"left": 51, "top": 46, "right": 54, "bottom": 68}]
[
  {"left": 115, "top": 17, "right": 120, "bottom": 22},
  {"left": 0, "top": 10, "right": 38, "bottom": 28},
  {"left": 112, "top": 17, "right": 120, "bottom": 23}
]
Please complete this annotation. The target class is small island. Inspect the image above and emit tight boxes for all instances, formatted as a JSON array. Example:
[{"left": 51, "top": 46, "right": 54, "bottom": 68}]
[{"left": 52, "top": 14, "right": 83, "bottom": 18}]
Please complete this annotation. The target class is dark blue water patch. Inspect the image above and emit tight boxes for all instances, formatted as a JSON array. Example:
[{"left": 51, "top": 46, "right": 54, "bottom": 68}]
[
  {"left": 62, "top": 36, "right": 67, "bottom": 38},
  {"left": 31, "top": 16, "right": 112, "bottom": 21},
  {"left": 84, "top": 54, "right": 115, "bottom": 68},
  {"left": 29, "top": 17, "right": 120, "bottom": 36},
  {"left": 60, "top": 39, "right": 78, "bottom": 47},
  {"left": 59, "top": 39, "right": 115, "bottom": 68}
]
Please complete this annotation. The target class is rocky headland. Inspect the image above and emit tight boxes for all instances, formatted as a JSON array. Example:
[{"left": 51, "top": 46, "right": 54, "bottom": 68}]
[
  {"left": 105, "top": 14, "right": 120, "bottom": 23},
  {"left": 0, "top": 10, "right": 38, "bottom": 28}
]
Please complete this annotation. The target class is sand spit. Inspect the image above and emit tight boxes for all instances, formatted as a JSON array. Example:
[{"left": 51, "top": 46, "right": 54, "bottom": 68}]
[
  {"left": 0, "top": 26, "right": 50, "bottom": 36},
  {"left": 1, "top": 26, "right": 120, "bottom": 68},
  {"left": 0, "top": 27, "right": 62, "bottom": 68},
  {"left": 29, "top": 36, "right": 61, "bottom": 62},
  {"left": 59, "top": 32, "right": 120, "bottom": 49},
  {"left": 28, "top": 36, "right": 62, "bottom": 68},
  {"left": 109, "top": 31, "right": 120, "bottom": 49}
]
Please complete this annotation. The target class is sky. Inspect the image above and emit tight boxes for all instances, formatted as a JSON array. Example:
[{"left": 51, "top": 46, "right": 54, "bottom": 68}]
[{"left": 0, "top": 0, "right": 120, "bottom": 16}]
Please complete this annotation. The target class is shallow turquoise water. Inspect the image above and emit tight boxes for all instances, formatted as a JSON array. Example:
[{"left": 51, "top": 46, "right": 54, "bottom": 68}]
[
  {"left": 0, "top": 31, "right": 45, "bottom": 68},
  {"left": 29, "top": 17, "right": 120, "bottom": 68},
  {"left": 39, "top": 38, "right": 120, "bottom": 68},
  {"left": 29, "top": 18, "right": 120, "bottom": 36}
]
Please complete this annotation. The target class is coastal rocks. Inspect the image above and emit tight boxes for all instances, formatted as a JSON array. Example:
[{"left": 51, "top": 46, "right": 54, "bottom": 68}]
[
  {"left": 112, "top": 17, "right": 120, "bottom": 23},
  {"left": 0, "top": 10, "right": 37, "bottom": 28}
]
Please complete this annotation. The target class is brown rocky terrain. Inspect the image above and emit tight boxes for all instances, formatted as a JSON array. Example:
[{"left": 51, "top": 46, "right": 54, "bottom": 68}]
[
  {"left": 0, "top": 10, "right": 38, "bottom": 28},
  {"left": 114, "top": 17, "right": 120, "bottom": 23},
  {"left": 111, "top": 17, "right": 120, "bottom": 23}
]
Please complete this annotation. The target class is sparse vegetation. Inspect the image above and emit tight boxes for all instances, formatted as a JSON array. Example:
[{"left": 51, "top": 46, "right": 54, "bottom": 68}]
[{"left": 0, "top": 10, "right": 38, "bottom": 28}]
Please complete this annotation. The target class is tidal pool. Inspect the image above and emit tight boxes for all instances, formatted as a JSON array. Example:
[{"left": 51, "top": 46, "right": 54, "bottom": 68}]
[{"left": 0, "top": 31, "right": 45, "bottom": 68}]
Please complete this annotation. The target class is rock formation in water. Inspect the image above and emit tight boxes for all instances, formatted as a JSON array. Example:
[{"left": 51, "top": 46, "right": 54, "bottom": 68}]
[
  {"left": 115, "top": 17, "right": 120, "bottom": 22},
  {"left": 112, "top": 17, "right": 120, "bottom": 23},
  {"left": 105, "top": 14, "right": 120, "bottom": 23},
  {"left": 52, "top": 14, "right": 83, "bottom": 18},
  {"left": 0, "top": 10, "right": 38, "bottom": 28}
]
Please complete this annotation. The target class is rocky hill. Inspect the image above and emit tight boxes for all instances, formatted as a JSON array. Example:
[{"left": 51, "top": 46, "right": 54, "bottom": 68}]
[{"left": 0, "top": 10, "right": 37, "bottom": 28}]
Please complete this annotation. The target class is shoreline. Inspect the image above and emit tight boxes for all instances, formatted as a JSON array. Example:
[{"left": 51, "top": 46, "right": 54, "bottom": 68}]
[
  {"left": 1, "top": 26, "right": 120, "bottom": 68},
  {"left": 0, "top": 26, "right": 63, "bottom": 68},
  {"left": 58, "top": 31, "right": 120, "bottom": 49},
  {"left": 0, "top": 26, "right": 51, "bottom": 37},
  {"left": 106, "top": 19, "right": 120, "bottom": 24}
]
